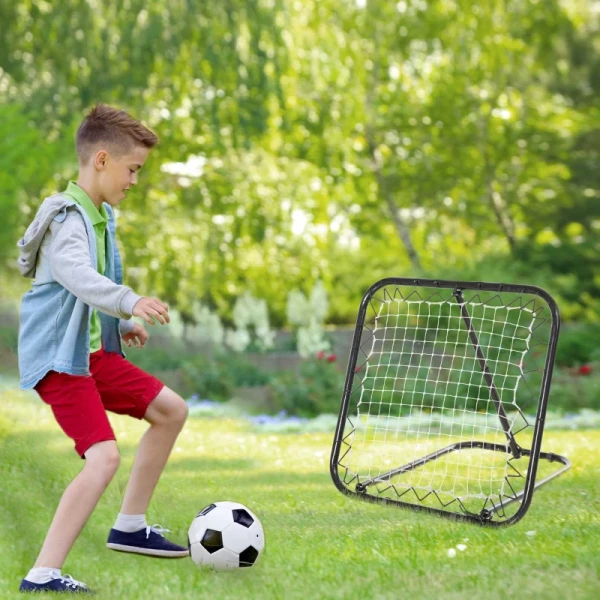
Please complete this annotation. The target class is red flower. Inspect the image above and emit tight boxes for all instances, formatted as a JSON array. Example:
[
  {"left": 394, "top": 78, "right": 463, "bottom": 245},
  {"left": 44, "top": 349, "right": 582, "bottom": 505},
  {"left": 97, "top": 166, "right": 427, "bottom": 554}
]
[
  {"left": 327, "top": 354, "right": 337, "bottom": 363},
  {"left": 578, "top": 364, "right": 592, "bottom": 375},
  {"left": 316, "top": 351, "right": 326, "bottom": 360}
]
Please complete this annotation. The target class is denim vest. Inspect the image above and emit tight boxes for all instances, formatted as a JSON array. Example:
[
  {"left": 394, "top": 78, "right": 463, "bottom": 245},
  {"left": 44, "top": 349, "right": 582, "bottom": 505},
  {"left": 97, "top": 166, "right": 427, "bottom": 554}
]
[{"left": 18, "top": 200, "right": 125, "bottom": 389}]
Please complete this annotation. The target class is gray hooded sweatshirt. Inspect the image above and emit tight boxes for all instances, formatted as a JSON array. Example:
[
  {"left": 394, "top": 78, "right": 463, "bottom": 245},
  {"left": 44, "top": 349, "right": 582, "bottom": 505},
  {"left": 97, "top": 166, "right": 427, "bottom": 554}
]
[{"left": 17, "top": 193, "right": 141, "bottom": 389}]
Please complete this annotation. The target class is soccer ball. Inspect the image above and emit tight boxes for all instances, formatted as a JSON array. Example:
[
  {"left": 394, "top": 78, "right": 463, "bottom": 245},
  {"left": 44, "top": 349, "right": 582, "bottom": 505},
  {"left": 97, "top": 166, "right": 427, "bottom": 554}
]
[{"left": 188, "top": 501, "right": 265, "bottom": 570}]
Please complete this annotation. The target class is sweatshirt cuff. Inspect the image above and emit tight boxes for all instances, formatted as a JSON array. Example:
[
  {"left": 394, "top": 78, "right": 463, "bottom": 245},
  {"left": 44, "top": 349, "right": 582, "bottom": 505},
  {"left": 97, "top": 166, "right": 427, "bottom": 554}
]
[
  {"left": 119, "top": 318, "right": 136, "bottom": 335},
  {"left": 119, "top": 289, "right": 143, "bottom": 319}
]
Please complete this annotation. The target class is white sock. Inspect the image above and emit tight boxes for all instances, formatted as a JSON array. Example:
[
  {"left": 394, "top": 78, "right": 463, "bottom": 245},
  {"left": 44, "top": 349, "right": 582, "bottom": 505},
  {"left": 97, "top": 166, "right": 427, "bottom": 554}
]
[
  {"left": 113, "top": 513, "right": 147, "bottom": 533},
  {"left": 25, "top": 567, "right": 61, "bottom": 584}
]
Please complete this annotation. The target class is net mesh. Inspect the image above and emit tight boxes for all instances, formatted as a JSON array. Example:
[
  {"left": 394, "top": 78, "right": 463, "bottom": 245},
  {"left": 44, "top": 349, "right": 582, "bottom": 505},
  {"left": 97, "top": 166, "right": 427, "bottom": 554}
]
[{"left": 335, "top": 284, "right": 555, "bottom": 521}]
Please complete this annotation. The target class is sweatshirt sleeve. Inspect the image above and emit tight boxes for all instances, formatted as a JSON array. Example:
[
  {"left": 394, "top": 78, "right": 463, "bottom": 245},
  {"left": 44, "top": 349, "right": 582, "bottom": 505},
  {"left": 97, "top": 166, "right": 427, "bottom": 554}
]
[{"left": 48, "top": 210, "right": 142, "bottom": 319}]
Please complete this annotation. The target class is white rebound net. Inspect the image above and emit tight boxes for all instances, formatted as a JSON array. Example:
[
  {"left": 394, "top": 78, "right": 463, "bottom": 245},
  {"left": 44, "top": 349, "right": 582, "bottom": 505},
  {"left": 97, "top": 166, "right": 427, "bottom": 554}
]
[{"left": 333, "top": 283, "right": 557, "bottom": 522}]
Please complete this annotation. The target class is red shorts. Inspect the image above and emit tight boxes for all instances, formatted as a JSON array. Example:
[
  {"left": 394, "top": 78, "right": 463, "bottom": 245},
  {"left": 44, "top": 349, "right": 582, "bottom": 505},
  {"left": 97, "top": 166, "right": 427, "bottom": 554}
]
[{"left": 34, "top": 348, "right": 164, "bottom": 458}]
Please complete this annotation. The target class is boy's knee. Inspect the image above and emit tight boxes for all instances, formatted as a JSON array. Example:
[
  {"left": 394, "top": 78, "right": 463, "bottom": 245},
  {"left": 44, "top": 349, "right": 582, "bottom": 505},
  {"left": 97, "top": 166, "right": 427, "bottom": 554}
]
[
  {"left": 146, "top": 389, "right": 188, "bottom": 428},
  {"left": 85, "top": 441, "right": 121, "bottom": 482},
  {"left": 165, "top": 394, "right": 188, "bottom": 429},
  {"left": 174, "top": 395, "right": 188, "bottom": 425}
]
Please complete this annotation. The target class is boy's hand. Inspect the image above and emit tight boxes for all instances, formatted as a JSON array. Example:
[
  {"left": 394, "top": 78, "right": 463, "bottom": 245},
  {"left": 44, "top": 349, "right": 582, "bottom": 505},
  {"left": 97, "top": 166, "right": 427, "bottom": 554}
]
[
  {"left": 122, "top": 322, "right": 149, "bottom": 348},
  {"left": 132, "top": 297, "right": 170, "bottom": 326}
]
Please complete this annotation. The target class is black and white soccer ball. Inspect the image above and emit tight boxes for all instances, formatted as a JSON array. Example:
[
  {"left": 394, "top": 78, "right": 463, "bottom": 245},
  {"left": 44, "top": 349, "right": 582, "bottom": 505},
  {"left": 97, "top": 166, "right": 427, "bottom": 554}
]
[{"left": 188, "top": 501, "right": 265, "bottom": 570}]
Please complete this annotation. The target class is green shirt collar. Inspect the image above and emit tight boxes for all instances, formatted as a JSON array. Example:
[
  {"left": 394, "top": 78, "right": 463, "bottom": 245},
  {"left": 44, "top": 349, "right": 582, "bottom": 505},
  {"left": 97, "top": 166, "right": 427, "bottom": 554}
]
[{"left": 64, "top": 181, "right": 109, "bottom": 225}]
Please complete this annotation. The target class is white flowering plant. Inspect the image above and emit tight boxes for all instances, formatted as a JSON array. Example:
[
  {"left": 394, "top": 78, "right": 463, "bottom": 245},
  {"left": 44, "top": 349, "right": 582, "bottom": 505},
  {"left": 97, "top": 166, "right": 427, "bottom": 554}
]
[
  {"left": 286, "top": 280, "right": 331, "bottom": 358},
  {"left": 225, "top": 292, "right": 275, "bottom": 353}
]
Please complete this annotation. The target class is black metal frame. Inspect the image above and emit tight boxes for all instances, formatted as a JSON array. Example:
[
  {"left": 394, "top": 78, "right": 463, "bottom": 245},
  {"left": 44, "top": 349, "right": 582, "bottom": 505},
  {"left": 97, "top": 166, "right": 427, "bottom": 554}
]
[{"left": 330, "top": 278, "right": 571, "bottom": 526}]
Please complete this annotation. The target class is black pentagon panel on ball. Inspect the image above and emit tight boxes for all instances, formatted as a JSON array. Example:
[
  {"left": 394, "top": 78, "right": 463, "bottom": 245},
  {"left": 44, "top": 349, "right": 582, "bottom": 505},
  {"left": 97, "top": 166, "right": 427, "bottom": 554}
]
[
  {"left": 196, "top": 503, "right": 217, "bottom": 518},
  {"left": 232, "top": 508, "right": 254, "bottom": 528},
  {"left": 239, "top": 546, "right": 259, "bottom": 567},
  {"left": 201, "top": 529, "right": 223, "bottom": 554}
]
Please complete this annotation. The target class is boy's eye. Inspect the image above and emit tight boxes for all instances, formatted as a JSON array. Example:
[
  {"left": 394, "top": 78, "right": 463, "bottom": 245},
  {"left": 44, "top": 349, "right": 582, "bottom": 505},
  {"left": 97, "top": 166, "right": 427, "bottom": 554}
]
[{"left": 129, "top": 169, "right": 135, "bottom": 174}]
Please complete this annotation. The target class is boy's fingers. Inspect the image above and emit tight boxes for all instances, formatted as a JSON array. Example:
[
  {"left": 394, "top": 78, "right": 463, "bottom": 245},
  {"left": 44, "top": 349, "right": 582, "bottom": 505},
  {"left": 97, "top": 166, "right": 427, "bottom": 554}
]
[
  {"left": 150, "top": 298, "right": 168, "bottom": 310},
  {"left": 153, "top": 302, "right": 170, "bottom": 320},
  {"left": 135, "top": 299, "right": 169, "bottom": 326},
  {"left": 155, "top": 298, "right": 169, "bottom": 311},
  {"left": 148, "top": 309, "right": 166, "bottom": 324}
]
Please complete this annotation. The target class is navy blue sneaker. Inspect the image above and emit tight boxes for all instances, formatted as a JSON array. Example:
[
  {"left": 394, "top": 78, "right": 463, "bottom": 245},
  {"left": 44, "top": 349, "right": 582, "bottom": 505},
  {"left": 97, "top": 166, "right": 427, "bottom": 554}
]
[
  {"left": 19, "top": 572, "right": 94, "bottom": 594},
  {"left": 106, "top": 524, "right": 189, "bottom": 558}
]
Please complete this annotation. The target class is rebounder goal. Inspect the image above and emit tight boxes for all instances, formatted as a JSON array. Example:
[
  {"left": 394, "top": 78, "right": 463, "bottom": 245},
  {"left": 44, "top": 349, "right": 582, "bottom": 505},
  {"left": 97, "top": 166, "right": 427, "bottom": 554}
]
[{"left": 330, "top": 279, "right": 570, "bottom": 526}]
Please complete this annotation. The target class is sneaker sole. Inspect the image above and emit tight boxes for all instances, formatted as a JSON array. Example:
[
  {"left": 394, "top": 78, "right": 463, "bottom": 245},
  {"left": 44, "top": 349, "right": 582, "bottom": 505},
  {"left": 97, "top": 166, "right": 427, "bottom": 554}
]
[{"left": 106, "top": 543, "right": 189, "bottom": 558}]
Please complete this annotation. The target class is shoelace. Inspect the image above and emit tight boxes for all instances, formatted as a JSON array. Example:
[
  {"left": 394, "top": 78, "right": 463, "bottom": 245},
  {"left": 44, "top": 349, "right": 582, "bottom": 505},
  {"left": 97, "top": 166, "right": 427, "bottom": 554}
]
[
  {"left": 145, "top": 524, "right": 171, "bottom": 539},
  {"left": 49, "top": 571, "right": 87, "bottom": 590}
]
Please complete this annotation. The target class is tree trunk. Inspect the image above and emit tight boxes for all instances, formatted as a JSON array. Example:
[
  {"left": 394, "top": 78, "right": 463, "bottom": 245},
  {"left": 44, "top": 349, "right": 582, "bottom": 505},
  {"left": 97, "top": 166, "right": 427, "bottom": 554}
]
[
  {"left": 479, "top": 110, "right": 517, "bottom": 253},
  {"left": 365, "top": 129, "right": 422, "bottom": 270},
  {"left": 364, "top": 46, "right": 422, "bottom": 271},
  {"left": 488, "top": 181, "right": 517, "bottom": 253},
  {"left": 381, "top": 177, "right": 422, "bottom": 270}
]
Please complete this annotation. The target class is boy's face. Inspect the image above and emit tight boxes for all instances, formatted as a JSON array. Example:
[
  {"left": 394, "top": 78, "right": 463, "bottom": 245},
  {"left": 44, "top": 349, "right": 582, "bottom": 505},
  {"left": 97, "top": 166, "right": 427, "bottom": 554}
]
[{"left": 96, "top": 145, "right": 150, "bottom": 207}]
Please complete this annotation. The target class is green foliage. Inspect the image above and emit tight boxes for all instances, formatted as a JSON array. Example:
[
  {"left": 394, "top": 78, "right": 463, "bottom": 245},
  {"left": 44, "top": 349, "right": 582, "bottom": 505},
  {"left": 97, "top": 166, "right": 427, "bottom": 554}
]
[
  {"left": 0, "top": 103, "right": 69, "bottom": 263},
  {"left": 428, "top": 252, "right": 598, "bottom": 322},
  {"left": 181, "top": 355, "right": 236, "bottom": 402},
  {"left": 220, "top": 354, "right": 271, "bottom": 387},
  {"left": 556, "top": 325, "right": 600, "bottom": 367},
  {"left": 0, "top": 0, "right": 598, "bottom": 326},
  {"left": 514, "top": 239, "right": 600, "bottom": 319},
  {"left": 125, "top": 339, "right": 192, "bottom": 372},
  {"left": 549, "top": 365, "right": 600, "bottom": 412},
  {"left": 179, "top": 352, "right": 270, "bottom": 401},
  {"left": 270, "top": 358, "right": 345, "bottom": 417},
  {"left": 0, "top": 304, "right": 18, "bottom": 352},
  {"left": 0, "top": 325, "right": 18, "bottom": 355},
  {"left": 0, "top": 302, "right": 19, "bottom": 374}
]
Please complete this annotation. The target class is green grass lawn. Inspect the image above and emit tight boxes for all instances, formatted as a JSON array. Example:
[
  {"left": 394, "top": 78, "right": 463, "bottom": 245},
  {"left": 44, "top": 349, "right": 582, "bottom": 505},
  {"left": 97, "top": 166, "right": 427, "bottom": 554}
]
[{"left": 1, "top": 383, "right": 599, "bottom": 600}]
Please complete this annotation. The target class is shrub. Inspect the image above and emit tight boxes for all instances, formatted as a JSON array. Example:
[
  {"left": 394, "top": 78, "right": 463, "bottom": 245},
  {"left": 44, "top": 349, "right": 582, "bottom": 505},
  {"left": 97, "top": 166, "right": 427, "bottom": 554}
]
[
  {"left": 270, "top": 356, "right": 345, "bottom": 417},
  {"left": 181, "top": 355, "right": 235, "bottom": 402},
  {"left": 0, "top": 303, "right": 19, "bottom": 354},
  {"left": 221, "top": 354, "right": 271, "bottom": 387},
  {"left": 555, "top": 323, "right": 600, "bottom": 367},
  {"left": 548, "top": 364, "right": 600, "bottom": 412},
  {"left": 180, "top": 352, "right": 270, "bottom": 401},
  {"left": 125, "top": 341, "right": 192, "bottom": 372}
]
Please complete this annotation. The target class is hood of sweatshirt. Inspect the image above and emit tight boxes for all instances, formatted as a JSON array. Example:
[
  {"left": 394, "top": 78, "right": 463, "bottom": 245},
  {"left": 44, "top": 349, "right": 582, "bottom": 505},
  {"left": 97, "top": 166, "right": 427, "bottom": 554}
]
[{"left": 17, "top": 193, "right": 74, "bottom": 278}]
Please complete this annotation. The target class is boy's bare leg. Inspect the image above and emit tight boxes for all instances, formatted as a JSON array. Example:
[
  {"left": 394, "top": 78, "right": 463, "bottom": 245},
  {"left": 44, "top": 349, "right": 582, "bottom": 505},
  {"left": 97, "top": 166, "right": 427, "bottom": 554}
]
[
  {"left": 34, "top": 441, "right": 120, "bottom": 569},
  {"left": 119, "top": 386, "right": 188, "bottom": 515}
]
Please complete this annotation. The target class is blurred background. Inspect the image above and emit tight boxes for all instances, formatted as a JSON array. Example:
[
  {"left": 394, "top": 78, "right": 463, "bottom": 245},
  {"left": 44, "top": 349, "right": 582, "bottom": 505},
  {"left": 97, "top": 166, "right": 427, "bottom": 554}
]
[{"left": 0, "top": 0, "right": 598, "bottom": 421}]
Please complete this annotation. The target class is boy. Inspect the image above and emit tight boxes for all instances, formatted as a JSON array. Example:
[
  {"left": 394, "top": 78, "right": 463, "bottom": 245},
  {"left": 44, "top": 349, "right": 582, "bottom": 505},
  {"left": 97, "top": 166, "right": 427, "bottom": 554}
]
[{"left": 16, "top": 104, "right": 189, "bottom": 594}]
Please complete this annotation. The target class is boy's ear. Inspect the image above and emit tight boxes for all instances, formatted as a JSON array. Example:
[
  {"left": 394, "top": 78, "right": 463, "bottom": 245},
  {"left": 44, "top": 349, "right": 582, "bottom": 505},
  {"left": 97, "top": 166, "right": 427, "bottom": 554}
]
[{"left": 94, "top": 150, "right": 108, "bottom": 170}]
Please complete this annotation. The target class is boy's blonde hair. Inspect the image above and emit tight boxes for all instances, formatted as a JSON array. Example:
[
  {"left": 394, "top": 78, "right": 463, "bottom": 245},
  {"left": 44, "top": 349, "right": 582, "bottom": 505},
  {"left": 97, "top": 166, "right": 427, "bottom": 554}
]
[{"left": 76, "top": 104, "right": 158, "bottom": 164}]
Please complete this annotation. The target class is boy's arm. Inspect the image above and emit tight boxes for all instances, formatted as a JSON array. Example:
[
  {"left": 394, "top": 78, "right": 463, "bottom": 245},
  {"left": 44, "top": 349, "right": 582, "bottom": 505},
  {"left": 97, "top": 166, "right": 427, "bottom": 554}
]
[{"left": 48, "top": 210, "right": 142, "bottom": 319}]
